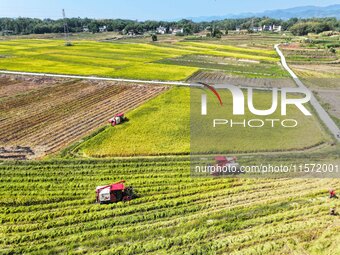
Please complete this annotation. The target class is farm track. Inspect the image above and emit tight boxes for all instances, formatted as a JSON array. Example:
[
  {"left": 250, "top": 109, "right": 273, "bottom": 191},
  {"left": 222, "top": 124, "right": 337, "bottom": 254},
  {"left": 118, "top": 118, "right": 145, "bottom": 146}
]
[
  {"left": 1, "top": 159, "right": 339, "bottom": 254},
  {"left": 0, "top": 76, "right": 168, "bottom": 158}
]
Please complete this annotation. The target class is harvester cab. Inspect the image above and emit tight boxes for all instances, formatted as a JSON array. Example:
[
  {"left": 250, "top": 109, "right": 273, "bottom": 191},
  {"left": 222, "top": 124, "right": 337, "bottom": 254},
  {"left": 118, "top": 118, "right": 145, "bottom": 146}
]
[
  {"left": 96, "top": 180, "right": 136, "bottom": 204},
  {"left": 108, "top": 113, "right": 126, "bottom": 127},
  {"left": 215, "top": 156, "right": 237, "bottom": 167}
]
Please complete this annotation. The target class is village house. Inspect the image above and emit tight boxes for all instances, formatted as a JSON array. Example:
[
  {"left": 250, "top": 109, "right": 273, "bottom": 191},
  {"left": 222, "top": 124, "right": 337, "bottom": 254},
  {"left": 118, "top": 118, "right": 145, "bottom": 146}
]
[
  {"left": 251, "top": 26, "right": 263, "bottom": 32},
  {"left": 172, "top": 28, "right": 183, "bottom": 35},
  {"left": 262, "top": 25, "right": 273, "bottom": 31},
  {"left": 273, "top": 25, "right": 282, "bottom": 32},
  {"left": 99, "top": 25, "right": 107, "bottom": 33},
  {"left": 82, "top": 26, "right": 89, "bottom": 32},
  {"left": 156, "top": 26, "right": 167, "bottom": 34}
]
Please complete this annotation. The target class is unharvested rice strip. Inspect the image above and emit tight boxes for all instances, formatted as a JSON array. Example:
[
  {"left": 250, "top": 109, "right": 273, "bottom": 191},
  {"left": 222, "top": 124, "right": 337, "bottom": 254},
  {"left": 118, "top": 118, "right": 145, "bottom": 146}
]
[
  {"left": 41, "top": 88, "right": 167, "bottom": 153},
  {"left": 0, "top": 85, "right": 129, "bottom": 141}
]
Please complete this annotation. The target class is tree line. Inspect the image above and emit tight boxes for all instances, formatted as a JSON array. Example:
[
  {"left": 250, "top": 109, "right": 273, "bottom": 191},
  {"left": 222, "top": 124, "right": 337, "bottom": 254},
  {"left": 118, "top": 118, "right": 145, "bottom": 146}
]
[{"left": 0, "top": 17, "right": 339, "bottom": 36}]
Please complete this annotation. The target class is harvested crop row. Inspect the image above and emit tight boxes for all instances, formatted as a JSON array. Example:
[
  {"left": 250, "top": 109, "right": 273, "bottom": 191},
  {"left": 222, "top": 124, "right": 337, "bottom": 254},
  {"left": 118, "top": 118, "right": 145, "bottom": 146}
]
[
  {"left": 0, "top": 75, "right": 168, "bottom": 158},
  {"left": 188, "top": 71, "right": 296, "bottom": 88}
]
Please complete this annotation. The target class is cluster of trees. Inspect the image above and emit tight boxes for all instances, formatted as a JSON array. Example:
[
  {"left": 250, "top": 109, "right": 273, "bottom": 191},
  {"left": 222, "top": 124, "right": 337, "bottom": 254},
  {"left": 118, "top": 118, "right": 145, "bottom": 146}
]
[
  {"left": 0, "top": 17, "right": 201, "bottom": 35},
  {"left": 212, "top": 17, "right": 340, "bottom": 36},
  {"left": 289, "top": 19, "right": 338, "bottom": 35},
  {"left": 0, "top": 16, "right": 339, "bottom": 36}
]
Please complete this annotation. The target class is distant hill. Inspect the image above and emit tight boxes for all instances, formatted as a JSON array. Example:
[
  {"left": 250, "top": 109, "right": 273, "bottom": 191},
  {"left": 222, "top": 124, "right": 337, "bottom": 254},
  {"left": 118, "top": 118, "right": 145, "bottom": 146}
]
[{"left": 183, "top": 4, "right": 340, "bottom": 22}]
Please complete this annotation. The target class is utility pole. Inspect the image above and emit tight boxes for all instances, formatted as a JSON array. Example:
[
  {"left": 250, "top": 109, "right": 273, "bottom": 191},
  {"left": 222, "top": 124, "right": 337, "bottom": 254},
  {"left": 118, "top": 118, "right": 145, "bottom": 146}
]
[
  {"left": 62, "top": 9, "right": 71, "bottom": 46},
  {"left": 250, "top": 18, "right": 254, "bottom": 45}
]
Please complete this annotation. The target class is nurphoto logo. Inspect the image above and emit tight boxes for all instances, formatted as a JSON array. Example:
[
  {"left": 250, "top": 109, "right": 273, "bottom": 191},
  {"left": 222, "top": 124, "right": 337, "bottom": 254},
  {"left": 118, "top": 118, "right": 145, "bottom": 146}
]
[{"left": 199, "top": 82, "right": 312, "bottom": 128}]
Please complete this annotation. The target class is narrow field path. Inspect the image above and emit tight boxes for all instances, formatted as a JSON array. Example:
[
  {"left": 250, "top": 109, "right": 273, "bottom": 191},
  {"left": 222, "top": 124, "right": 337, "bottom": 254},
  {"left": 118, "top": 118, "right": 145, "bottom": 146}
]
[
  {"left": 0, "top": 70, "right": 288, "bottom": 91},
  {"left": 0, "top": 70, "right": 190, "bottom": 86},
  {"left": 275, "top": 44, "right": 340, "bottom": 142}
]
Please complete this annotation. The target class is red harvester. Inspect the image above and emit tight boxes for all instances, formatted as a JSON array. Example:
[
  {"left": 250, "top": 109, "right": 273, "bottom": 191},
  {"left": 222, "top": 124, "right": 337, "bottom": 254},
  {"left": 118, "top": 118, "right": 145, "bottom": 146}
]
[
  {"left": 211, "top": 156, "right": 240, "bottom": 176},
  {"left": 96, "top": 180, "right": 136, "bottom": 204},
  {"left": 108, "top": 113, "right": 126, "bottom": 126}
]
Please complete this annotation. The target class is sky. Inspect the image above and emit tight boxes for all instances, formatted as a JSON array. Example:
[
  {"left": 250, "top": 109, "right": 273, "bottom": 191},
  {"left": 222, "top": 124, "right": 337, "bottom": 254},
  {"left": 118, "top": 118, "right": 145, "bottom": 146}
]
[{"left": 0, "top": 0, "right": 339, "bottom": 20}]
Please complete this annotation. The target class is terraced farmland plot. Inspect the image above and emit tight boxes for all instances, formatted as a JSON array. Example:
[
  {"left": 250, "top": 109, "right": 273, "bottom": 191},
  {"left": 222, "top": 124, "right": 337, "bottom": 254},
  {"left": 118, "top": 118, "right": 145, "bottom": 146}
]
[
  {"left": 0, "top": 158, "right": 339, "bottom": 254},
  {"left": 281, "top": 47, "right": 338, "bottom": 64},
  {"left": 290, "top": 64, "right": 340, "bottom": 79},
  {"left": 0, "top": 75, "right": 167, "bottom": 158}
]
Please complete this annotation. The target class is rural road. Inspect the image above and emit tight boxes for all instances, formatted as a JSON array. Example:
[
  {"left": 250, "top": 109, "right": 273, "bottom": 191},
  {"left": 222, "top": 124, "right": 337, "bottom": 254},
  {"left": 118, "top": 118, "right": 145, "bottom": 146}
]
[
  {"left": 0, "top": 70, "right": 279, "bottom": 91},
  {"left": 275, "top": 44, "right": 340, "bottom": 142}
]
